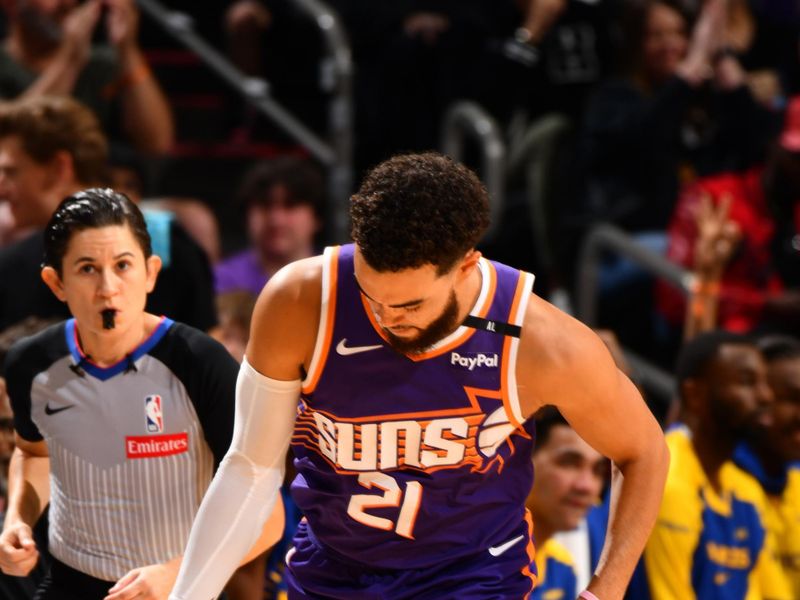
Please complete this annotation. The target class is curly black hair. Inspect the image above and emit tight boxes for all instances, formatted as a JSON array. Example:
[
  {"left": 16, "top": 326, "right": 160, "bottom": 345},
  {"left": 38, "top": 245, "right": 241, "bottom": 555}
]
[{"left": 350, "top": 153, "right": 490, "bottom": 275}]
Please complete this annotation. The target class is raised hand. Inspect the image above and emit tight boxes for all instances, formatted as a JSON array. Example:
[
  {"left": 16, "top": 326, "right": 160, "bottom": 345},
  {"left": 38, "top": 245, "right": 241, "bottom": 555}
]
[
  {"left": 692, "top": 191, "right": 741, "bottom": 279},
  {"left": 104, "top": 0, "right": 140, "bottom": 55},
  {"left": 61, "top": 0, "right": 103, "bottom": 66}
]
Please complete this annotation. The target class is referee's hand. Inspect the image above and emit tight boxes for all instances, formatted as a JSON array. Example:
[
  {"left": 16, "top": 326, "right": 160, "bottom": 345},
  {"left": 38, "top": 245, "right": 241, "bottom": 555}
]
[
  {"left": 0, "top": 522, "right": 39, "bottom": 576},
  {"left": 104, "top": 555, "right": 181, "bottom": 600}
]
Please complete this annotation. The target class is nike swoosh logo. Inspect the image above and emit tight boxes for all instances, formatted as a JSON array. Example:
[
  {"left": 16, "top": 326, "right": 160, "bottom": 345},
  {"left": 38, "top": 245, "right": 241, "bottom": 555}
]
[
  {"left": 44, "top": 403, "right": 74, "bottom": 416},
  {"left": 488, "top": 534, "right": 525, "bottom": 557},
  {"left": 336, "top": 339, "right": 383, "bottom": 356}
]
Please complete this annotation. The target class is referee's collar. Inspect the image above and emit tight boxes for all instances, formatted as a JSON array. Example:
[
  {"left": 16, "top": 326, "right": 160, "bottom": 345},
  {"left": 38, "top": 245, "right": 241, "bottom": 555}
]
[{"left": 64, "top": 317, "right": 174, "bottom": 381}]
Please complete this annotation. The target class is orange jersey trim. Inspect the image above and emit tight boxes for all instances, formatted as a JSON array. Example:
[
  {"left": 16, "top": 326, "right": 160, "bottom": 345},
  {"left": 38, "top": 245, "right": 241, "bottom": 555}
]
[
  {"left": 501, "top": 272, "right": 531, "bottom": 430},
  {"left": 522, "top": 509, "right": 538, "bottom": 599},
  {"left": 302, "top": 246, "right": 340, "bottom": 395}
]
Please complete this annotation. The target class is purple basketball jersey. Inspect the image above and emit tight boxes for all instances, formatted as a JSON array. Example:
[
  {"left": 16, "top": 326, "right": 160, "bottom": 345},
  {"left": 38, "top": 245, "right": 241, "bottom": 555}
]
[{"left": 291, "top": 244, "right": 537, "bottom": 578}]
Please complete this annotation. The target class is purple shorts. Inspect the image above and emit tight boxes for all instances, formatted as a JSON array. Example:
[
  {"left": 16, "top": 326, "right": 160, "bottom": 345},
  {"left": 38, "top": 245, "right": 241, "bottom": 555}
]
[{"left": 285, "top": 520, "right": 536, "bottom": 599}]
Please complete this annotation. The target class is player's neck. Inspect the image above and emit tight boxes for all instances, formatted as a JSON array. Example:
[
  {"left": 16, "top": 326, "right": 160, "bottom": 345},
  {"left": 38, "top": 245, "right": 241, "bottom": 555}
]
[
  {"left": 691, "top": 424, "right": 735, "bottom": 491},
  {"left": 76, "top": 313, "right": 160, "bottom": 367},
  {"left": 454, "top": 262, "right": 483, "bottom": 325}
]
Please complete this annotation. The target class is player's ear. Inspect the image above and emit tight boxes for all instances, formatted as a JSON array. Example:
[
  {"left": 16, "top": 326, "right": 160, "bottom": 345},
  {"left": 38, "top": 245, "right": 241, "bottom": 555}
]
[
  {"left": 456, "top": 249, "right": 482, "bottom": 279},
  {"left": 145, "top": 254, "right": 162, "bottom": 293},
  {"left": 41, "top": 266, "right": 67, "bottom": 302}
]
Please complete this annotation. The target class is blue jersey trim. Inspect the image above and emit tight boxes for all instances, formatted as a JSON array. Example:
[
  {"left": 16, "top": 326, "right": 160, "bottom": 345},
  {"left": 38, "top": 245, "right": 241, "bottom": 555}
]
[
  {"left": 733, "top": 442, "right": 789, "bottom": 496},
  {"left": 65, "top": 317, "right": 174, "bottom": 381}
]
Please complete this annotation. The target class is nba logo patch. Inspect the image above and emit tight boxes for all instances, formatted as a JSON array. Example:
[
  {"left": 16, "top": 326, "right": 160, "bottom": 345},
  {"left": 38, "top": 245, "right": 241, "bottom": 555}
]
[{"left": 144, "top": 395, "right": 163, "bottom": 433}]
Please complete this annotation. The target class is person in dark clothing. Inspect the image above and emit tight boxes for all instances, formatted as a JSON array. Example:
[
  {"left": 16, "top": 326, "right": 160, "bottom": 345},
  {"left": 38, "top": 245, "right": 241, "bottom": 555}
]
[
  {"left": 0, "top": 96, "right": 217, "bottom": 332},
  {"left": 574, "top": 0, "right": 779, "bottom": 234}
]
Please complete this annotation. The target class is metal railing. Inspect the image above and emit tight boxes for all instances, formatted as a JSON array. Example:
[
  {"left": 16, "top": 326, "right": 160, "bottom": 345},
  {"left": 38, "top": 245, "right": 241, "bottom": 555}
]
[
  {"left": 137, "top": 0, "right": 354, "bottom": 242},
  {"left": 441, "top": 101, "right": 506, "bottom": 241},
  {"left": 506, "top": 113, "right": 574, "bottom": 275},
  {"left": 577, "top": 224, "right": 693, "bottom": 326},
  {"left": 576, "top": 223, "right": 695, "bottom": 407}
]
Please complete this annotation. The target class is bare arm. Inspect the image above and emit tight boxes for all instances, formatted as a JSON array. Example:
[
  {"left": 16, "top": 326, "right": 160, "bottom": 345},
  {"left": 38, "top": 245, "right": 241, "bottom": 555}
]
[
  {"left": 518, "top": 297, "right": 669, "bottom": 600},
  {"left": 169, "top": 257, "right": 321, "bottom": 600},
  {"left": 18, "top": 1, "right": 102, "bottom": 99},
  {"left": 106, "top": 0, "right": 174, "bottom": 155},
  {"left": 0, "top": 436, "right": 49, "bottom": 577}
]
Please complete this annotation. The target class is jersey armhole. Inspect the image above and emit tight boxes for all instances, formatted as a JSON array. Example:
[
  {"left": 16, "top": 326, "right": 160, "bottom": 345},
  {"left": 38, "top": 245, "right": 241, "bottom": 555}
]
[
  {"left": 301, "top": 246, "right": 339, "bottom": 394},
  {"left": 501, "top": 271, "right": 535, "bottom": 428}
]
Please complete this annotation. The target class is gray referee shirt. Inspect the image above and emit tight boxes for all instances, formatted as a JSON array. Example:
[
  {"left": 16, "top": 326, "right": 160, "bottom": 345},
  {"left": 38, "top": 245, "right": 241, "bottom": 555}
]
[{"left": 4, "top": 318, "right": 238, "bottom": 582}]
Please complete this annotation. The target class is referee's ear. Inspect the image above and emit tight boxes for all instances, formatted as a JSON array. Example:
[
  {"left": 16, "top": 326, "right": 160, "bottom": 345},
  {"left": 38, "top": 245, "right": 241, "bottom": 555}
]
[
  {"left": 144, "top": 254, "right": 162, "bottom": 294},
  {"left": 41, "top": 266, "right": 66, "bottom": 302}
]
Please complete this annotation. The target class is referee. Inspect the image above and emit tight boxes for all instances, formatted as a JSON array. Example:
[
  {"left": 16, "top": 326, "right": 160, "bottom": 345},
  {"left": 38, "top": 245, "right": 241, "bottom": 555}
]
[{"left": 0, "top": 189, "right": 280, "bottom": 599}]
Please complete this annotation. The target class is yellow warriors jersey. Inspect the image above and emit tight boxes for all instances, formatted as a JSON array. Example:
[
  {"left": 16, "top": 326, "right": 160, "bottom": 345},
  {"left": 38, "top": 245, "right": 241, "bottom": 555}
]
[
  {"left": 644, "top": 426, "right": 790, "bottom": 600},
  {"left": 531, "top": 538, "right": 577, "bottom": 600},
  {"left": 734, "top": 442, "right": 800, "bottom": 598}
]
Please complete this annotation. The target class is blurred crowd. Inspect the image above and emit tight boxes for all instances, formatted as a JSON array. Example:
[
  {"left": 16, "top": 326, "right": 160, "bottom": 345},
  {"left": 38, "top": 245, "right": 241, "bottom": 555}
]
[{"left": 0, "top": 0, "right": 797, "bottom": 598}]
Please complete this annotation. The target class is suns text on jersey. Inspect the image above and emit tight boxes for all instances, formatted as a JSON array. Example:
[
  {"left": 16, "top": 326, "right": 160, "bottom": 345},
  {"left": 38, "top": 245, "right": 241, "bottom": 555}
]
[{"left": 293, "top": 407, "right": 520, "bottom": 475}]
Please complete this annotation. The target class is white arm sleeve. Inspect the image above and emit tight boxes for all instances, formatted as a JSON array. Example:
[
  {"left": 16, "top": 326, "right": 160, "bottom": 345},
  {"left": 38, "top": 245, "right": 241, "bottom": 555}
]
[{"left": 169, "top": 358, "right": 300, "bottom": 600}]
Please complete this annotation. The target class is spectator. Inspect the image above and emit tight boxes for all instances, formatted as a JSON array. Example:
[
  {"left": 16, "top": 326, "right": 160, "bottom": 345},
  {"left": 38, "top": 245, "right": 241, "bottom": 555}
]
[
  {"left": 0, "top": 96, "right": 218, "bottom": 332},
  {"left": 732, "top": 335, "right": 800, "bottom": 598},
  {"left": 675, "top": 200, "right": 800, "bottom": 595},
  {"left": 320, "top": 1, "right": 487, "bottom": 171},
  {"left": 574, "top": 0, "right": 777, "bottom": 235},
  {"left": 470, "top": 0, "right": 616, "bottom": 128},
  {"left": 643, "top": 330, "right": 790, "bottom": 599},
  {"left": 685, "top": 0, "right": 799, "bottom": 109},
  {"left": 108, "top": 143, "right": 222, "bottom": 264},
  {"left": 660, "top": 94, "right": 800, "bottom": 336},
  {"left": 526, "top": 407, "right": 608, "bottom": 600},
  {"left": 212, "top": 291, "right": 256, "bottom": 365},
  {"left": 223, "top": 0, "right": 327, "bottom": 140},
  {"left": 0, "top": 0, "right": 174, "bottom": 155},
  {"left": 214, "top": 156, "right": 323, "bottom": 296}
]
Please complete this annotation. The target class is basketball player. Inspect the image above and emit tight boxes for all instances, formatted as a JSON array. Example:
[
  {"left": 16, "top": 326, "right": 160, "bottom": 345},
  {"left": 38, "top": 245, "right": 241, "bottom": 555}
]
[
  {"left": 0, "top": 189, "right": 279, "bottom": 599},
  {"left": 170, "top": 153, "right": 669, "bottom": 599}
]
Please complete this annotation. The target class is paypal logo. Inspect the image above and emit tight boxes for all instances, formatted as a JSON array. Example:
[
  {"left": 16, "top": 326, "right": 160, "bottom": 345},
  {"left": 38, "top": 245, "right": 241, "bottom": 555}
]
[{"left": 450, "top": 352, "right": 498, "bottom": 370}]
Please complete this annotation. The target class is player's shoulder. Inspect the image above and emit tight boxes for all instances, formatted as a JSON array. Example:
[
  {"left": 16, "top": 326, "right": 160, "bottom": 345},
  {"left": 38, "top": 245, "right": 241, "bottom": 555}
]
[
  {"left": 270, "top": 254, "right": 325, "bottom": 287},
  {"left": 519, "top": 293, "right": 607, "bottom": 371},
  {"left": 256, "top": 254, "right": 325, "bottom": 313}
]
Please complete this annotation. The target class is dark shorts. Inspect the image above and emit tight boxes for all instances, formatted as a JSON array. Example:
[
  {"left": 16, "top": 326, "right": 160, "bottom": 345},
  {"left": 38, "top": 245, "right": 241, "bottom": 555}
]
[
  {"left": 285, "top": 520, "right": 536, "bottom": 600},
  {"left": 33, "top": 558, "right": 114, "bottom": 600}
]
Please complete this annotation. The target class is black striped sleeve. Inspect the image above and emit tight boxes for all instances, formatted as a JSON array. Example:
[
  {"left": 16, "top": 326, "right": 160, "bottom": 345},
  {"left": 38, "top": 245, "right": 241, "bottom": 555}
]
[
  {"left": 3, "top": 324, "right": 67, "bottom": 442},
  {"left": 150, "top": 323, "right": 238, "bottom": 467}
]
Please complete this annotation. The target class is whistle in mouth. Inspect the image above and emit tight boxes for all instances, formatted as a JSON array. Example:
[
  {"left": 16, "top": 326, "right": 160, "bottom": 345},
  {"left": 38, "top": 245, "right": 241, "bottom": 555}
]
[{"left": 101, "top": 309, "right": 116, "bottom": 330}]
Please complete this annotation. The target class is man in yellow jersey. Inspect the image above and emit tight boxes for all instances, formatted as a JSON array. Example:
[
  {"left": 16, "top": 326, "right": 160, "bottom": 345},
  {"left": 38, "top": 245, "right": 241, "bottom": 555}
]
[
  {"left": 733, "top": 335, "right": 800, "bottom": 597},
  {"left": 644, "top": 330, "right": 790, "bottom": 600}
]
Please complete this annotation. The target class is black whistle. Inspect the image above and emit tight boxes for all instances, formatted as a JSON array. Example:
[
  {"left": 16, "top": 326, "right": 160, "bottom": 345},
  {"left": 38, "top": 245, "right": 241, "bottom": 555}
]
[{"left": 101, "top": 309, "right": 116, "bottom": 330}]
